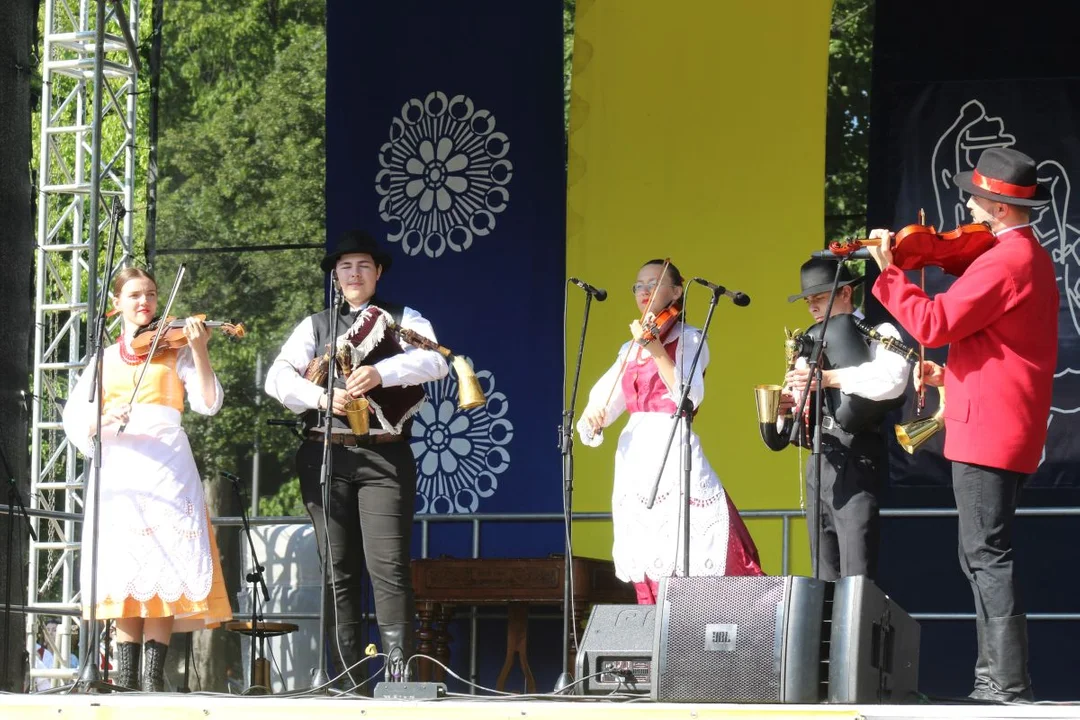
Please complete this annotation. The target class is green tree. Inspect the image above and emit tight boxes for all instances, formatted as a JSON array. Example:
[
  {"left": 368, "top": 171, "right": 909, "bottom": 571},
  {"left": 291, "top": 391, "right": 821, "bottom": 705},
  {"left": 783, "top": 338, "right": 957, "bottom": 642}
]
[
  {"left": 148, "top": 0, "right": 327, "bottom": 690},
  {"left": 825, "top": 0, "right": 873, "bottom": 243},
  {"left": 259, "top": 477, "right": 305, "bottom": 517}
]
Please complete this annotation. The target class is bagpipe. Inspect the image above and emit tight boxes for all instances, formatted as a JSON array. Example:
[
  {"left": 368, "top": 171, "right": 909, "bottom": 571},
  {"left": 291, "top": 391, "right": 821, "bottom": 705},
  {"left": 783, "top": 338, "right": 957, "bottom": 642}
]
[
  {"left": 304, "top": 306, "right": 484, "bottom": 434},
  {"left": 754, "top": 315, "right": 933, "bottom": 451}
]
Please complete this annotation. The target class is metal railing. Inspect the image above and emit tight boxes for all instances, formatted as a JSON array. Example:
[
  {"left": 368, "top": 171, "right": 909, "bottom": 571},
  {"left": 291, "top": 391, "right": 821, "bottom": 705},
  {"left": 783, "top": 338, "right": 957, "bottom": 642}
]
[{"left": 9, "top": 503, "right": 1080, "bottom": 623}]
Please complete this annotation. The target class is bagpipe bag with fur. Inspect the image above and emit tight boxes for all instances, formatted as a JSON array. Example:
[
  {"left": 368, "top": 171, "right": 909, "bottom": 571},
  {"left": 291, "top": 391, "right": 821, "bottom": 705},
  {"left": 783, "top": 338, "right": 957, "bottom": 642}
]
[{"left": 338, "top": 307, "right": 427, "bottom": 434}]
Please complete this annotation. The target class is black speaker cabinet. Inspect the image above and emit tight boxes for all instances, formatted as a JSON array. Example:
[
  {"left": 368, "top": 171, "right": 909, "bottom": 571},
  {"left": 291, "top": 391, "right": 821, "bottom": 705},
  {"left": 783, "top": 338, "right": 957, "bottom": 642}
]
[
  {"left": 828, "top": 575, "right": 920, "bottom": 702},
  {"left": 574, "top": 604, "right": 655, "bottom": 695},
  {"left": 651, "top": 576, "right": 827, "bottom": 702}
]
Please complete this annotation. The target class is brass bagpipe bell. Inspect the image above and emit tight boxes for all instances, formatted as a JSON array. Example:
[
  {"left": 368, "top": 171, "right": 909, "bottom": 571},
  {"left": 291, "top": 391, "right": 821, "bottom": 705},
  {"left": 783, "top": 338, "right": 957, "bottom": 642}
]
[
  {"left": 451, "top": 355, "right": 486, "bottom": 410},
  {"left": 895, "top": 385, "right": 945, "bottom": 453},
  {"left": 754, "top": 383, "right": 789, "bottom": 451},
  {"left": 754, "top": 327, "right": 804, "bottom": 451}
]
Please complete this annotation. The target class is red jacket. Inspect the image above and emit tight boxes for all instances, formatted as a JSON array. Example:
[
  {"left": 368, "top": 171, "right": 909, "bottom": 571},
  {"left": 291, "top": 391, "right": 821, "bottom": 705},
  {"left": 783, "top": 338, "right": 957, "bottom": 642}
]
[{"left": 872, "top": 226, "right": 1058, "bottom": 473}]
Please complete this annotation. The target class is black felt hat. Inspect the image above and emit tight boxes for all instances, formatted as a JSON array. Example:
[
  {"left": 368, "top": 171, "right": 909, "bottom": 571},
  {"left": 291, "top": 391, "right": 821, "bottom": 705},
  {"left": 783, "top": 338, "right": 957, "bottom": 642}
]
[
  {"left": 320, "top": 230, "right": 393, "bottom": 273},
  {"left": 953, "top": 147, "right": 1050, "bottom": 207},
  {"left": 788, "top": 258, "right": 863, "bottom": 303}
]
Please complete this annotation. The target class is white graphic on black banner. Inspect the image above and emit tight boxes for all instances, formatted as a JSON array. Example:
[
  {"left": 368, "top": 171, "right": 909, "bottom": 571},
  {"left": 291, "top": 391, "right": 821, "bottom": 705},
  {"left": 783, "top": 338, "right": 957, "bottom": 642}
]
[
  {"left": 375, "top": 91, "right": 513, "bottom": 258},
  {"left": 930, "top": 99, "right": 1080, "bottom": 465},
  {"left": 411, "top": 357, "right": 512, "bottom": 514}
]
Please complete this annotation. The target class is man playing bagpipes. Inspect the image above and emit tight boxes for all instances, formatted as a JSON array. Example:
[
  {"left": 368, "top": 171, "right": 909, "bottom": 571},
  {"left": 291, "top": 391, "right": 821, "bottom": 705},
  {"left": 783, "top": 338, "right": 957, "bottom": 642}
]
[
  {"left": 265, "top": 230, "right": 448, "bottom": 688},
  {"left": 761, "top": 259, "right": 910, "bottom": 581}
]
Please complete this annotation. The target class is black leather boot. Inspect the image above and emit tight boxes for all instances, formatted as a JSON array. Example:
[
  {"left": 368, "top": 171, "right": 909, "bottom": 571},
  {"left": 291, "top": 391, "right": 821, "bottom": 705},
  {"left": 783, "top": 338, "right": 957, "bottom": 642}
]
[
  {"left": 332, "top": 622, "right": 371, "bottom": 694},
  {"left": 967, "top": 616, "right": 990, "bottom": 700},
  {"left": 970, "top": 615, "right": 1033, "bottom": 703},
  {"left": 141, "top": 640, "right": 168, "bottom": 692},
  {"left": 379, "top": 623, "right": 414, "bottom": 682},
  {"left": 113, "top": 641, "right": 140, "bottom": 690}
]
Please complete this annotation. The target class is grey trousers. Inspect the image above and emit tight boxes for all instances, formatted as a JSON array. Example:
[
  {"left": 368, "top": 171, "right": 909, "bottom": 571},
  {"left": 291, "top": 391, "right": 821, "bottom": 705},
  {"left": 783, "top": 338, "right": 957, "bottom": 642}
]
[
  {"left": 297, "top": 440, "right": 417, "bottom": 627},
  {"left": 952, "top": 461, "right": 1025, "bottom": 620},
  {"left": 804, "top": 431, "right": 885, "bottom": 581}
]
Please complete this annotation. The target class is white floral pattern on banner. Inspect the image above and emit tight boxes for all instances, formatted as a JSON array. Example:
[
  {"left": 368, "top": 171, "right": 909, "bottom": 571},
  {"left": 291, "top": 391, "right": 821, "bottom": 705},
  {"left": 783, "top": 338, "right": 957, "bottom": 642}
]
[
  {"left": 411, "top": 357, "right": 511, "bottom": 514},
  {"left": 375, "top": 91, "right": 513, "bottom": 258}
]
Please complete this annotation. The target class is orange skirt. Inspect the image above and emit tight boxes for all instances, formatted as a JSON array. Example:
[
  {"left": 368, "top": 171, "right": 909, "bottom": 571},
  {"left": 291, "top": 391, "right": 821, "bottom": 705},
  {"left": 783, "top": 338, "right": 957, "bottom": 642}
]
[{"left": 86, "top": 510, "right": 233, "bottom": 632}]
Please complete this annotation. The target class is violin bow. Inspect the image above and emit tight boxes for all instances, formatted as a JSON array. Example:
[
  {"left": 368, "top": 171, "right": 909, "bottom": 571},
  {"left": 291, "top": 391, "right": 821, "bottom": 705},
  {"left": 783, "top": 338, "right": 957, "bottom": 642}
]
[
  {"left": 597, "top": 257, "right": 673, "bottom": 413},
  {"left": 116, "top": 263, "right": 187, "bottom": 435}
]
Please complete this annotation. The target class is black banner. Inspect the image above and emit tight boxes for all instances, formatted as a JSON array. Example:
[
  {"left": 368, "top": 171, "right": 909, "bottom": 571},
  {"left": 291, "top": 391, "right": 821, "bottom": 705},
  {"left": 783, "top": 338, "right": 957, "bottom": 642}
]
[
  {"left": 867, "top": 2, "right": 1080, "bottom": 490},
  {"left": 866, "top": 2, "right": 1080, "bottom": 701}
]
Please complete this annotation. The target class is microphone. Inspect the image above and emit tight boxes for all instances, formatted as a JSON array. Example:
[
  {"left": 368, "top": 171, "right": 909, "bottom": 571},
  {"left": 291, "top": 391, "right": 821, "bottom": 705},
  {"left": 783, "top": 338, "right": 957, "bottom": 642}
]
[
  {"left": 692, "top": 277, "right": 751, "bottom": 307},
  {"left": 568, "top": 277, "right": 607, "bottom": 301},
  {"left": 330, "top": 270, "right": 343, "bottom": 303},
  {"left": 267, "top": 418, "right": 303, "bottom": 428},
  {"left": 810, "top": 248, "right": 872, "bottom": 260}
]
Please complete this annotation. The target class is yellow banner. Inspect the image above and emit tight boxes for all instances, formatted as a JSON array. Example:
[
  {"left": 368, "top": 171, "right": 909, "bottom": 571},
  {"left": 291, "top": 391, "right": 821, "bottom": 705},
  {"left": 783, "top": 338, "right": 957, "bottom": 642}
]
[{"left": 566, "top": 0, "right": 834, "bottom": 576}]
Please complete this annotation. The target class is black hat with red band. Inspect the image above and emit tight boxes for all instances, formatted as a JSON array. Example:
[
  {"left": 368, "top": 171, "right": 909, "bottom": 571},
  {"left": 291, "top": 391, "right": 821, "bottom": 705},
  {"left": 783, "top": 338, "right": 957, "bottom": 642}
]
[{"left": 953, "top": 147, "right": 1051, "bottom": 207}]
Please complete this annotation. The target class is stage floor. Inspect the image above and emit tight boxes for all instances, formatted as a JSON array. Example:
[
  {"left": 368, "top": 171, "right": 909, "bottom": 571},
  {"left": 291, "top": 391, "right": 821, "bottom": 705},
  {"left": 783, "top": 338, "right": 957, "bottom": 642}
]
[{"left": 1, "top": 693, "right": 1077, "bottom": 720}]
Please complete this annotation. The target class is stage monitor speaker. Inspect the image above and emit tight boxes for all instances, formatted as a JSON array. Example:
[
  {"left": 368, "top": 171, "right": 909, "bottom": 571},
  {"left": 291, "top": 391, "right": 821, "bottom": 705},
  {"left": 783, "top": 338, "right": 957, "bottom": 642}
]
[
  {"left": 651, "top": 576, "right": 828, "bottom": 703},
  {"left": 828, "top": 575, "right": 920, "bottom": 703},
  {"left": 574, "top": 604, "right": 654, "bottom": 695}
]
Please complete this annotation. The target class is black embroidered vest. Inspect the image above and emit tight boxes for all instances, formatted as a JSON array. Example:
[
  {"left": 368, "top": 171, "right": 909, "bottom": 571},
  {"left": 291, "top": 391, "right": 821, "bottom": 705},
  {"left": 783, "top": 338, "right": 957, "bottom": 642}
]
[{"left": 302, "top": 297, "right": 409, "bottom": 434}]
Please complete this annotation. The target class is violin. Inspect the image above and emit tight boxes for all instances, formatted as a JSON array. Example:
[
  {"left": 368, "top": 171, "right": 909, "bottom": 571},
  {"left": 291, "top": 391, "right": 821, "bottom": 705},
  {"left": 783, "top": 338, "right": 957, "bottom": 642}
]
[
  {"left": 130, "top": 314, "right": 246, "bottom": 356},
  {"left": 637, "top": 304, "right": 681, "bottom": 347},
  {"left": 828, "top": 222, "right": 996, "bottom": 276}
]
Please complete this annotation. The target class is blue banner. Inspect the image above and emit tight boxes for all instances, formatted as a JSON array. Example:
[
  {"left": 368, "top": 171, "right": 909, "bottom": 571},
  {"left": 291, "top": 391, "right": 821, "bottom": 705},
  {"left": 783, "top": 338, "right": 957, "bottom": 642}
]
[{"left": 326, "top": 1, "right": 566, "bottom": 522}]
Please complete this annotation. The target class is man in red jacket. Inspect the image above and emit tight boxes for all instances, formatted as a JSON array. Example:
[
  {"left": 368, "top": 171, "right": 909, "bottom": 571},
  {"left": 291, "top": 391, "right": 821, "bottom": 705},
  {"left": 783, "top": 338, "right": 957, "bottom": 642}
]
[{"left": 868, "top": 147, "right": 1057, "bottom": 703}]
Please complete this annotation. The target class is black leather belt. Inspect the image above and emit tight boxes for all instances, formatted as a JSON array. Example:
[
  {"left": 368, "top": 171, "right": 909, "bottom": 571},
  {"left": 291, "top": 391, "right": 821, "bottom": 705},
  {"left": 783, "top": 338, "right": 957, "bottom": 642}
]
[{"left": 306, "top": 431, "right": 405, "bottom": 447}]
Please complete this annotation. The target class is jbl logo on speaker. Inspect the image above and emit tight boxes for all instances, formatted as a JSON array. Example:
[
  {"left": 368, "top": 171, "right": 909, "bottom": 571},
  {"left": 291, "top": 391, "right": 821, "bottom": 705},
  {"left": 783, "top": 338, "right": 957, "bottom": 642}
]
[{"left": 704, "top": 623, "right": 737, "bottom": 651}]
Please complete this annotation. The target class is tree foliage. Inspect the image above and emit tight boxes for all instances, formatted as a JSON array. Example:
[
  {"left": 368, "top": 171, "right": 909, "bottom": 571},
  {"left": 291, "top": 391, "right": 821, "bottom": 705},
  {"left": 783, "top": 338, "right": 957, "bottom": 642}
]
[
  {"left": 148, "top": 3, "right": 327, "bottom": 687},
  {"left": 154, "top": 0, "right": 326, "bottom": 493},
  {"left": 825, "top": 0, "right": 873, "bottom": 242}
]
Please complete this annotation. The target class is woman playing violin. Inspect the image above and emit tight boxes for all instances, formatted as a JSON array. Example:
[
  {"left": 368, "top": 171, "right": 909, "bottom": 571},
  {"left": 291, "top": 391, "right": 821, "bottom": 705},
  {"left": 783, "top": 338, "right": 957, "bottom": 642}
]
[
  {"left": 577, "top": 259, "right": 763, "bottom": 605},
  {"left": 61, "top": 267, "right": 232, "bottom": 691}
]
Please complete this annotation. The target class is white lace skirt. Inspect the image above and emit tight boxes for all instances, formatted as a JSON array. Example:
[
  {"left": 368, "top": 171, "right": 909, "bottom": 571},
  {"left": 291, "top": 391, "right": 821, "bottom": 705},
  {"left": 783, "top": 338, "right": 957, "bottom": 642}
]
[
  {"left": 80, "top": 405, "right": 214, "bottom": 610},
  {"left": 610, "top": 411, "right": 731, "bottom": 583}
]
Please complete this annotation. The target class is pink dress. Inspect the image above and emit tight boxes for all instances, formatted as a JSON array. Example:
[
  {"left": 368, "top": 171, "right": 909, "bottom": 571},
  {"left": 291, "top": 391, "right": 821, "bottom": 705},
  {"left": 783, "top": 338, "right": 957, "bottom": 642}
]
[{"left": 578, "top": 322, "right": 763, "bottom": 596}]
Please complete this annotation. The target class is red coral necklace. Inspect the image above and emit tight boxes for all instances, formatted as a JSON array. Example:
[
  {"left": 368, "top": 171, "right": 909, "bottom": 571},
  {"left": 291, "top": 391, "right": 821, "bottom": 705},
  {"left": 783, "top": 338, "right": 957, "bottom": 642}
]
[{"left": 117, "top": 337, "right": 148, "bottom": 366}]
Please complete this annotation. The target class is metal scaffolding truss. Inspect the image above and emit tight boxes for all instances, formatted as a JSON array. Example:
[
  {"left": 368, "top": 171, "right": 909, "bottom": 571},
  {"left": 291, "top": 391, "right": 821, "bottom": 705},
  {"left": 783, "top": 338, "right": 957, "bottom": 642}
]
[{"left": 28, "top": 0, "right": 139, "bottom": 685}]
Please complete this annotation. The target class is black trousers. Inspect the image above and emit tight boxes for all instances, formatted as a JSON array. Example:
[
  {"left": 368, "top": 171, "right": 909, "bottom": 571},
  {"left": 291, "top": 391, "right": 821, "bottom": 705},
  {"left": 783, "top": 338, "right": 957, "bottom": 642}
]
[
  {"left": 804, "top": 430, "right": 885, "bottom": 581},
  {"left": 952, "top": 461, "right": 1025, "bottom": 620},
  {"left": 296, "top": 439, "right": 417, "bottom": 628}
]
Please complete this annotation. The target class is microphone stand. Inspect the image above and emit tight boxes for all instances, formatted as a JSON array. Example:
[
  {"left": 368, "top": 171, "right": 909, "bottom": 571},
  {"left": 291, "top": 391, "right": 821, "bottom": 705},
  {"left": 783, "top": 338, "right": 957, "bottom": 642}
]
[
  {"left": 310, "top": 275, "right": 342, "bottom": 691},
  {"left": 225, "top": 471, "right": 271, "bottom": 694},
  {"left": 70, "top": 198, "right": 125, "bottom": 694},
  {"left": 787, "top": 260, "right": 846, "bottom": 581},
  {"left": 0, "top": 442, "right": 36, "bottom": 690},
  {"left": 266, "top": 418, "right": 305, "bottom": 440},
  {"left": 644, "top": 285, "right": 722, "bottom": 577},
  {"left": 554, "top": 284, "right": 596, "bottom": 692}
]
